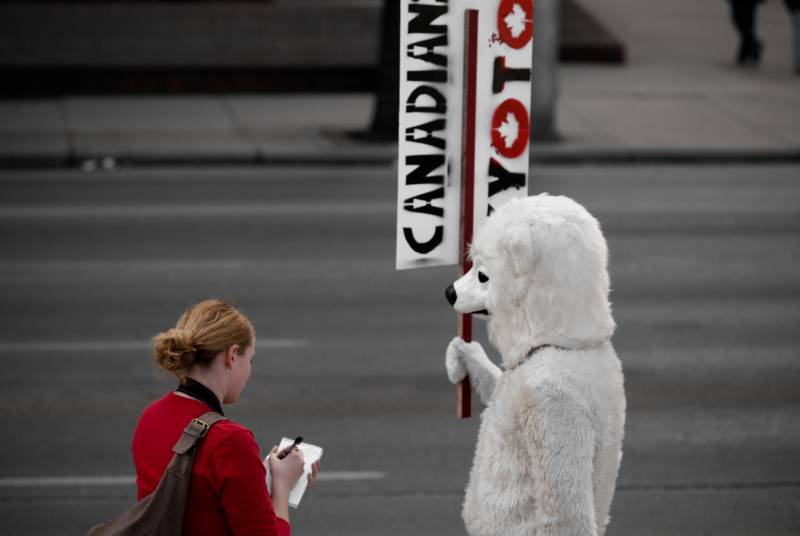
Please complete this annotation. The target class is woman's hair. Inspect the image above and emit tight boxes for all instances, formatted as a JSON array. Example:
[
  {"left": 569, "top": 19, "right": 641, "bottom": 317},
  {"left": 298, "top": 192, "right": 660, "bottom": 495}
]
[{"left": 152, "top": 299, "right": 255, "bottom": 380}]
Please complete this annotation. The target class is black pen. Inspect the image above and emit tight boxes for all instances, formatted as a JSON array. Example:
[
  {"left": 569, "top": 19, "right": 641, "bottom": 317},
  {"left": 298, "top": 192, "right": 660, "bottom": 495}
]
[{"left": 277, "top": 436, "right": 303, "bottom": 459}]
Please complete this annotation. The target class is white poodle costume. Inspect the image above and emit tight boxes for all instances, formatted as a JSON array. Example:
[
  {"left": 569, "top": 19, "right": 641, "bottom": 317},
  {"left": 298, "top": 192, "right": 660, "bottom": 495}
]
[{"left": 445, "top": 194, "right": 625, "bottom": 536}]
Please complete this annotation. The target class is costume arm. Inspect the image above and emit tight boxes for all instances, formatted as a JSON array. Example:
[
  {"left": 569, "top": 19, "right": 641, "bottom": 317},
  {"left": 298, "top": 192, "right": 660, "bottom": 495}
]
[
  {"left": 214, "top": 430, "right": 291, "bottom": 536},
  {"left": 445, "top": 337, "right": 502, "bottom": 404},
  {"left": 525, "top": 382, "right": 597, "bottom": 536}
]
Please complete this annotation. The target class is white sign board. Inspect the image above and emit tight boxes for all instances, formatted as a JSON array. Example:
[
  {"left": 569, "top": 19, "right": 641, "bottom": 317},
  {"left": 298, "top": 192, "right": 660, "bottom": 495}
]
[
  {"left": 396, "top": 0, "right": 461, "bottom": 270},
  {"left": 472, "top": 0, "right": 533, "bottom": 231},
  {"left": 396, "top": 0, "right": 533, "bottom": 270}
]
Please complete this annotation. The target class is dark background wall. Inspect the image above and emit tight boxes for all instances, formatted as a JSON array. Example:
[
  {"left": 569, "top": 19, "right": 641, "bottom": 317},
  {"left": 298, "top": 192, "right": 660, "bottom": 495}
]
[{"left": 0, "top": 0, "right": 623, "bottom": 96}]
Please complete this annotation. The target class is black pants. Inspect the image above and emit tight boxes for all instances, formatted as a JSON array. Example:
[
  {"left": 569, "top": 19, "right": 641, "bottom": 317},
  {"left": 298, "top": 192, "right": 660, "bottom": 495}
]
[{"left": 729, "top": 0, "right": 760, "bottom": 50}]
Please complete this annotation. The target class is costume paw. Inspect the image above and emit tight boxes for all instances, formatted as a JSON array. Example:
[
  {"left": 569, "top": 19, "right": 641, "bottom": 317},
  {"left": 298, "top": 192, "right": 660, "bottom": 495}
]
[{"left": 445, "top": 337, "right": 484, "bottom": 383}]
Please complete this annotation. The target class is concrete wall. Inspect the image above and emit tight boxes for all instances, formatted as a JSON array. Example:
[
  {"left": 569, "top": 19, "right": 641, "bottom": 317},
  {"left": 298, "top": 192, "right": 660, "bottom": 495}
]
[{"left": 0, "top": 2, "right": 379, "bottom": 67}]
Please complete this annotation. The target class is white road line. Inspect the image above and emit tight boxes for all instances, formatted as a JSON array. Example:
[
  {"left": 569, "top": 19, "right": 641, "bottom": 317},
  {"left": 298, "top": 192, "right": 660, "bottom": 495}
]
[
  {"left": 0, "top": 202, "right": 795, "bottom": 220},
  {"left": 0, "top": 339, "right": 307, "bottom": 352},
  {"left": 0, "top": 472, "right": 385, "bottom": 487},
  {"left": 0, "top": 203, "right": 395, "bottom": 219},
  {"left": 0, "top": 476, "right": 136, "bottom": 487},
  {"left": 317, "top": 471, "right": 385, "bottom": 482}
]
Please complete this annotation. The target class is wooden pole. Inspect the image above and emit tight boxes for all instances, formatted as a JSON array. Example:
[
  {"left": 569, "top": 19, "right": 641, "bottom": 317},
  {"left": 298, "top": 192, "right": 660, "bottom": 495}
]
[{"left": 458, "top": 8, "right": 479, "bottom": 419}]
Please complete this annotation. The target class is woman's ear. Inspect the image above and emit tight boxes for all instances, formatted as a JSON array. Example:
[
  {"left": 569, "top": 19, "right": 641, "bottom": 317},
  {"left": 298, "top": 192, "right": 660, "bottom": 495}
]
[{"left": 225, "top": 344, "right": 240, "bottom": 370}]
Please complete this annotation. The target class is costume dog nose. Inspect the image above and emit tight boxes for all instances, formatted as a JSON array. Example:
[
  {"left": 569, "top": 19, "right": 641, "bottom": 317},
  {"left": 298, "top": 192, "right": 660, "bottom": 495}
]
[{"left": 445, "top": 284, "right": 457, "bottom": 306}]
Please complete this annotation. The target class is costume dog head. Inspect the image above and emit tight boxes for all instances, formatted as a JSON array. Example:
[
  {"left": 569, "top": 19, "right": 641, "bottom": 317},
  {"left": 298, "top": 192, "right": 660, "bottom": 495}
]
[{"left": 446, "top": 194, "right": 616, "bottom": 368}]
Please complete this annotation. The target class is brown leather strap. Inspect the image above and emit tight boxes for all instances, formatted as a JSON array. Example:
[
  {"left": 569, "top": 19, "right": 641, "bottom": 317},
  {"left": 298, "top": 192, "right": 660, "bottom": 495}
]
[{"left": 172, "top": 411, "right": 227, "bottom": 455}]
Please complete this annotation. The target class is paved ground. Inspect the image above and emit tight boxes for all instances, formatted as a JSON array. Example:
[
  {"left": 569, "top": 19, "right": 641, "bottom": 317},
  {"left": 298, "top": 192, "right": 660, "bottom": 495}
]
[
  {"left": 0, "top": 162, "right": 798, "bottom": 535},
  {"left": 1, "top": 0, "right": 799, "bottom": 165}
]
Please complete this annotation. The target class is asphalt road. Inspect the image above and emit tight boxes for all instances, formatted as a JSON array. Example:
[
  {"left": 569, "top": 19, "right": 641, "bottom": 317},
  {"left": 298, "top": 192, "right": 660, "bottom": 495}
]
[{"left": 0, "top": 163, "right": 798, "bottom": 535}]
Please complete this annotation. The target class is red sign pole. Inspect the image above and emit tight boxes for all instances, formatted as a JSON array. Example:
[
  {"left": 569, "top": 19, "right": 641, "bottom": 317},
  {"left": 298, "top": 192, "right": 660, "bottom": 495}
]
[{"left": 457, "top": 8, "right": 479, "bottom": 419}]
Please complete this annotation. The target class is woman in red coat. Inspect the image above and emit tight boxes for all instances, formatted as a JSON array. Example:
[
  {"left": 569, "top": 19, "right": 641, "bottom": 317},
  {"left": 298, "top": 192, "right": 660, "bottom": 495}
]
[{"left": 133, "top": 299, "right": 320, "bottom": 535}]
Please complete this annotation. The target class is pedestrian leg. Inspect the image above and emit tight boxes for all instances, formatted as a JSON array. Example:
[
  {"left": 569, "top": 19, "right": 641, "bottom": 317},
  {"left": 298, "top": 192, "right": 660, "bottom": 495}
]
[
  {"left": 730, "top": 0, "right": 762, "bottom": 65},
  {"left": 792, "top": 10, "right": 800, "bottom": 73}
]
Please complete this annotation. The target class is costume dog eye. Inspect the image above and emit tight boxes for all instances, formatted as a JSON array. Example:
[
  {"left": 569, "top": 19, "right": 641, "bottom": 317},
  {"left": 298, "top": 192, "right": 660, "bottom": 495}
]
[{"left": 478, "top": 271, "right": 489, "bottom": 283}]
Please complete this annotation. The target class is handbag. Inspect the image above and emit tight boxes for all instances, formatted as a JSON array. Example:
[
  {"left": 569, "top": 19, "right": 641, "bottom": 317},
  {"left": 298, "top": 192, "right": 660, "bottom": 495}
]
[{"left": 87, "top": 411, "right": 227, "bottom": 536}]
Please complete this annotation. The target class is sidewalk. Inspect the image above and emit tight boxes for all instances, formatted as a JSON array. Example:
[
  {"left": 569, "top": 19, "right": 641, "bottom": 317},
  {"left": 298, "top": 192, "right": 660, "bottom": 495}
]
[
  {"left": 554, "top": 0, "right": 800, "bottom": 162},
  {"left": 1, "top": 0, "right": 798, "bottom": 166}
]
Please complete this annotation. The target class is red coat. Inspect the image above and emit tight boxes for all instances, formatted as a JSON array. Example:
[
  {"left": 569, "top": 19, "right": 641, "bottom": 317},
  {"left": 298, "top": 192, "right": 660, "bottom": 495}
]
[{"left": 132, "top": 392, "right": 291, "bottom": 536}]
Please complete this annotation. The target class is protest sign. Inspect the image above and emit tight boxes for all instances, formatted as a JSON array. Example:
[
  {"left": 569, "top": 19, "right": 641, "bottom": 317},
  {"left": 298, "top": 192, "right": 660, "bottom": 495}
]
[
  {"left": 397, "top": 0, "right": 532, "bottom": 270},
  {"left": 397, "top": 0, "right": 534, "bottom": 417}
]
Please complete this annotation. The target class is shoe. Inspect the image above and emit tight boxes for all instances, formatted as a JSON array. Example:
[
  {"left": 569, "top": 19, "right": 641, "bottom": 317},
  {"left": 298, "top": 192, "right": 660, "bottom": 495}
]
[
  {"left": 737, "top": 41, "right": 748, "bottom": 66},
  {"left": 748, "top": 40, "right": 763, "bottom": 66},
  {"left": 736, "top": 39, "right": 762, "bottom": 67}
]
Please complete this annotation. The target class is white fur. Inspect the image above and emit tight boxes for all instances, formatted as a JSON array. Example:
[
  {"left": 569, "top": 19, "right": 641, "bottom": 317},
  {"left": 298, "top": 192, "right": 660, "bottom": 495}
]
[{"left": 446, "top": 194, "right": 626, "bottom": 536}]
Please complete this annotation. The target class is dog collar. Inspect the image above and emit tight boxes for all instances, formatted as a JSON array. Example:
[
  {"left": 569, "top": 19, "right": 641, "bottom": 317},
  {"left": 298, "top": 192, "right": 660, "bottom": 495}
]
[{"left": 510, "top": 344, "right": 566, "bottom": 370}]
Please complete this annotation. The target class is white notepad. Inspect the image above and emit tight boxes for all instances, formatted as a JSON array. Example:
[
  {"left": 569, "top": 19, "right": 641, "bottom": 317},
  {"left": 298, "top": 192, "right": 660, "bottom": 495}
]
[{"left": 267, "top": 437, "right": 324, "bottom": 508}]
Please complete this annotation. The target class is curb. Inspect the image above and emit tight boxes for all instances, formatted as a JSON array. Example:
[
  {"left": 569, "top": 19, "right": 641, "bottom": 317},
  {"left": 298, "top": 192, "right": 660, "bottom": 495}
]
[
  {"left": 0, "top": 151, "right": 397, "bottom": 170},
  {"left": 530, "top": 147, "right": 800, "bottom": 165},
  {"left": 2, "top": 147, "right": 800, "bottom": 170}
]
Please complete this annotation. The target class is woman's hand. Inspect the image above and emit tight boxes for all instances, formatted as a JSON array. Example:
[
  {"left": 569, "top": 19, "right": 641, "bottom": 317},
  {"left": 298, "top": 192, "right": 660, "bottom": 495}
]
[
  {"left": 307, "top": 459, "right": 321, "bottom": 488},
  {"left": 267, "top": 446, "right": 305, "bottom": 523},
  {"left": 268, "top": 445, "right": 305, "bottom": 493}
]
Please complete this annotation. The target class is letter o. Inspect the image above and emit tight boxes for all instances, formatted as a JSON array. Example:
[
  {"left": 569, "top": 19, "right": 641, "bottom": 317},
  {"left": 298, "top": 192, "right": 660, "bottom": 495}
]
[
  {"left": 491, "top": 98, "right": 530, "bottom": 159},
  {"left": 497, "top": 0, "right": 534, "bottom": 50}
]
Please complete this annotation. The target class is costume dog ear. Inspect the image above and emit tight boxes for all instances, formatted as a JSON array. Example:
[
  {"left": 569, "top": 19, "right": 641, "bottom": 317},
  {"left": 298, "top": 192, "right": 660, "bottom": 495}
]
[{"left": 499, "top": 225, "right": 533, "bottom": 278}]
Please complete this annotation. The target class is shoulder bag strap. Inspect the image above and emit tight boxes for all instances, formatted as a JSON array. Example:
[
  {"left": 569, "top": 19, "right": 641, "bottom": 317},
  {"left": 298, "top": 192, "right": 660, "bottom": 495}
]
[
  {"left": 172, "top": 412, "right": 227, "bottom": 455},
  {"left": 168, "top": 412, "right": 227, "bottom": 478}
]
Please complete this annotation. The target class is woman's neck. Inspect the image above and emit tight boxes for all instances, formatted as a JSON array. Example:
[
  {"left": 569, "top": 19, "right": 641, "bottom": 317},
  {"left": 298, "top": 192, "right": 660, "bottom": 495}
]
[
  {"left": 177, "top": 375, "right": 225, "bottom": 414},
  {"left": 184, "top": 369, "right": 226, "bottom": 405}
]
